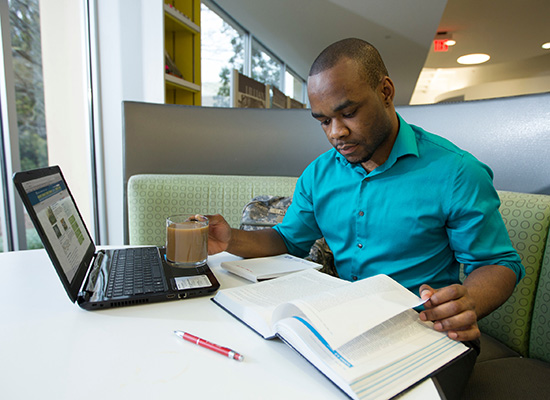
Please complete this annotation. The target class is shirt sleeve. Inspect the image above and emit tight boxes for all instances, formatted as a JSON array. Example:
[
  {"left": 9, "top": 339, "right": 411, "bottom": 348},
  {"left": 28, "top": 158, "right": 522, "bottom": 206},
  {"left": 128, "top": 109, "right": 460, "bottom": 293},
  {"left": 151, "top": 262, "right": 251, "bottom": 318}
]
[
  {"left": 273, "top": 167, "right": 323, "bottom": 257},
  {"left": 445, "top": 152, "right": 525, "bottom": 284}
]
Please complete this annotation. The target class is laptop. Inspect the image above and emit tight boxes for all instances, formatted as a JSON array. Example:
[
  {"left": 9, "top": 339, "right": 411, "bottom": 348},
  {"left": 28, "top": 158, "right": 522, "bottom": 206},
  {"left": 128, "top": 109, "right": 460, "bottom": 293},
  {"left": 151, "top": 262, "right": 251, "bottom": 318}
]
[{"left": 13, "top": 165, "right": 220, "bottom": 310}]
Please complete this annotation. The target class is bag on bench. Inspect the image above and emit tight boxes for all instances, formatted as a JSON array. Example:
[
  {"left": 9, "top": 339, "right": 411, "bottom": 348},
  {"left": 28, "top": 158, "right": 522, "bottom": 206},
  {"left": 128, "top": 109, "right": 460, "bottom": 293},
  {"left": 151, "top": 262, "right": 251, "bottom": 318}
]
[{"left": 240, "top": 195, "right": 338, "bottom": 277}]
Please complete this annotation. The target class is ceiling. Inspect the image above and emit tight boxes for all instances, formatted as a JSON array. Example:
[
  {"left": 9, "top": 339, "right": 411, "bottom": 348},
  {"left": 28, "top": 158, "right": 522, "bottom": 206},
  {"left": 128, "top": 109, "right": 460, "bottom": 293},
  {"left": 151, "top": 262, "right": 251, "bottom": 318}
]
[{"left": 214, "top": 0, "right": 550, "bottom": 105}]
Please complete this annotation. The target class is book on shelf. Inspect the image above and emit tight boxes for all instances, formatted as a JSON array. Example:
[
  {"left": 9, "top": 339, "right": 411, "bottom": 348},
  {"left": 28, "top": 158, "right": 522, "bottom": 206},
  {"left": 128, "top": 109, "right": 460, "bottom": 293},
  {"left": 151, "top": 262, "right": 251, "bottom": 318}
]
[
  {"left": 231, "top": 69, "right": 269, "bottom": 108},
  {"left": 220, "top": 253, "right": 321, "bottom": 282},
  {"left": 164, "top": 50, "right": 184, "bottom": 79},
  {"left": 212, "top": 269, "right": 468, "bottom": 400}
]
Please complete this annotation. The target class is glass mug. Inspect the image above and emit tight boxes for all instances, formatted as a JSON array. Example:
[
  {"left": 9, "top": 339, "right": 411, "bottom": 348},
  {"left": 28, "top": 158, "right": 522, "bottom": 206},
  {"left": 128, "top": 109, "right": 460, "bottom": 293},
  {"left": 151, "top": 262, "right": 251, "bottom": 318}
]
[{"left": 165, "top": 214, "right": 209, "bottom": 267}]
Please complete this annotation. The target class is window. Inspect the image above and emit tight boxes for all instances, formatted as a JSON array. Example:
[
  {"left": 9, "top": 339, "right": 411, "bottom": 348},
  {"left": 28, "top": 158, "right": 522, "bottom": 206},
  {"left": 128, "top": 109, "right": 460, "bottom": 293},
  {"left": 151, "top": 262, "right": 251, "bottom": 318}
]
[
  {"left": 0, "top": 120, "right": 7, "bottom": 252},
  {"left": 201, "top": 1, "right": 305, "bottom": 107},
  {"left": 251, "top": 39, "right": 283, "bottom": 90},
  {"left": 0, "top": 0, "right": 47, "bottom": 251},
  {"left": 201, "top": 3, "right": 245, "bottom": 107},
  {"left": 285, "top": 69, "right": 305, "bottom": 103},
  {"left": 10, "top": 0, "right": 47, "bottom": 172}
]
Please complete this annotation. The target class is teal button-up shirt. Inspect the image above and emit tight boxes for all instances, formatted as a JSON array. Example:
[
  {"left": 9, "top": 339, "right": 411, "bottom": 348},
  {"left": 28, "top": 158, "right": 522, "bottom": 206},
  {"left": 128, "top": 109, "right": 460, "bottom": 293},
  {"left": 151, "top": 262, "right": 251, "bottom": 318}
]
[{"left": 274, "top": 113, "right": 524, "bottom": 294}]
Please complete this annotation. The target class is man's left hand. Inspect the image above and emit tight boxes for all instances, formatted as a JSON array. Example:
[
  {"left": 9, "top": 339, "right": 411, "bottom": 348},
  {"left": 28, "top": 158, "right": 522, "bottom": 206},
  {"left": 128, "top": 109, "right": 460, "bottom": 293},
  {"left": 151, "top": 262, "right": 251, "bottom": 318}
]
[{"left": 418, "top": 284, "right": 480, "bottom": 342}]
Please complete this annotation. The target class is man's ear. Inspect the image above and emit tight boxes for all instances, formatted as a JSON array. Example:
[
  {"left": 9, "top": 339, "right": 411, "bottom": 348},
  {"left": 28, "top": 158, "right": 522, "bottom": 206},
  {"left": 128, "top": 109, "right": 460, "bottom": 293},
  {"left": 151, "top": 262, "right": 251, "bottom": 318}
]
[{"left": 380, "top": 76, "right": 395, "bottom": 104}]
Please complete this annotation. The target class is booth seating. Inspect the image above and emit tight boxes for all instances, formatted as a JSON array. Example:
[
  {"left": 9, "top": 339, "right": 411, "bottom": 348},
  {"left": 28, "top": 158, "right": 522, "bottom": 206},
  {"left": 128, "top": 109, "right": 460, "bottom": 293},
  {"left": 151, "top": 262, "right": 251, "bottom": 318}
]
[
  {"left": 123, "top": 93, "right": 550, "bottom": 398},
  {"left": 128, "top": 174, "right": 550, "bottom": 399}
]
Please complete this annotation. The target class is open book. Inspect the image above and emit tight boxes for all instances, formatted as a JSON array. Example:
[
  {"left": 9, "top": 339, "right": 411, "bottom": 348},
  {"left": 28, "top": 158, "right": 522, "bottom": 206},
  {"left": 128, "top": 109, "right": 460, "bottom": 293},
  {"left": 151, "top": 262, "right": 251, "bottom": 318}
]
[{"left": 212, "top": 269, "right": 468, "bottom": 400}]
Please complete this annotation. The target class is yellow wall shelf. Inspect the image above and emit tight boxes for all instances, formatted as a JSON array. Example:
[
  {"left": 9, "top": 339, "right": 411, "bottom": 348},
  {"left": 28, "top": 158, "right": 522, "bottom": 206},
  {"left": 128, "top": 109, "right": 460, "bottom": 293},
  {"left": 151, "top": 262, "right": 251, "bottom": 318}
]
[
  {"left": 164, "top": 3, "right": 200, "bottom": 33},
  {"left": 165, "top": 72, "right": 201, "bottom": 92},
  {"left": 164, "top": 0, "right": 201, "bottom": 105}
]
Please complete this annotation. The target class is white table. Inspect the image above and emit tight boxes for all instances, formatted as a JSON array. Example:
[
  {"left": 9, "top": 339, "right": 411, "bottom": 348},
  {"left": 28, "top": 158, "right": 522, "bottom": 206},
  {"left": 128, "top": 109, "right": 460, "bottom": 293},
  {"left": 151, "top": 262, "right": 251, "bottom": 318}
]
[
  {"left": 0, "top": 249, "right": 440, "bottom": 400},
  {"left": 0, "top": 249, "right": 350, "bottom": 400}
]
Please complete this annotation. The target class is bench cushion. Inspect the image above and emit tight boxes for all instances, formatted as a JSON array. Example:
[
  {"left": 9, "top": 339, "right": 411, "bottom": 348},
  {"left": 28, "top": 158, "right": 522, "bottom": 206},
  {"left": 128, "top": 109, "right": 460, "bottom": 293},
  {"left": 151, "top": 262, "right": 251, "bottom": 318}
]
[{"left": 462, "top": 357, "right": 550, "bottom": 400}]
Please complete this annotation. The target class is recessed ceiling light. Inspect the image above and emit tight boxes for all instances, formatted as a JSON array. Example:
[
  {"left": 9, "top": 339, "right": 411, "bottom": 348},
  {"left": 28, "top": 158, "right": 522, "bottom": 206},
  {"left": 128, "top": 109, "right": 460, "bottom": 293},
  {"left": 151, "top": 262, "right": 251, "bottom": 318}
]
[
  {"left": 542, "top": 42, "right": 550, "bottom": 50},
  {"left": 457, "top": 53, "right": 490, "bottom": 65},
  {"left": 444, "top": 39, "right": 456, "bottom": 46}
]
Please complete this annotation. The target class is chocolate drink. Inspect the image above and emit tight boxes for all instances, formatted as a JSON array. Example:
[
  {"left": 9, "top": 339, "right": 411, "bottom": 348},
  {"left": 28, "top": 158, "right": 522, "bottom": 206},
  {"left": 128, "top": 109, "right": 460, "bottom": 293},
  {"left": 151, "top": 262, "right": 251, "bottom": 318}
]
[{"left": 166, "top": 221, "right": 208, "bottom": 265}]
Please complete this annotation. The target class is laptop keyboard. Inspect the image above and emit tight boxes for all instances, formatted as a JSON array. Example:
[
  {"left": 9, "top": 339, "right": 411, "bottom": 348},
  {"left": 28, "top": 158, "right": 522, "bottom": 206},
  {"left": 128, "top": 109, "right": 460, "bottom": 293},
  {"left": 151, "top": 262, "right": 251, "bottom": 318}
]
[{"left": 106, "top": 247, "right": 168, "bottom": 298}]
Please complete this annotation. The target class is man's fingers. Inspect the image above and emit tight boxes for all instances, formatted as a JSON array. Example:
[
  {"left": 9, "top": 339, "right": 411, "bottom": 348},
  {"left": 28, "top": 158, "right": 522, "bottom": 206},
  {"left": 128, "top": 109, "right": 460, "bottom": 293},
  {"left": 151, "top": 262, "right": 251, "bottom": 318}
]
[
  {"left": 443, "top": 323, "right": 481, "bottom": 342},
  {"left": 418, "top": 283, "right": 481, "bottom": 341},
  {"left": 430, "top": 309, "right": 478, "bottom": 331},
  {"left": 427, "top": 284, "right": 464, "bottom": 305},
  {"left": 419, "top": 284, "right": 434, "bottom": 299}
]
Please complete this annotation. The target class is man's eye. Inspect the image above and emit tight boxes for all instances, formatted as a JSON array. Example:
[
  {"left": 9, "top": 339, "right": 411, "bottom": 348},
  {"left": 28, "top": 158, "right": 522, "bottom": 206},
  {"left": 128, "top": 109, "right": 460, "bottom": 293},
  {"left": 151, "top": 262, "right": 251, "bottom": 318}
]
[
  {"left": 343, "top": 110, "right": 356, "bottom": 118},
  {"left": 321, "top": 119, "right": 331, "bottom": 126}
]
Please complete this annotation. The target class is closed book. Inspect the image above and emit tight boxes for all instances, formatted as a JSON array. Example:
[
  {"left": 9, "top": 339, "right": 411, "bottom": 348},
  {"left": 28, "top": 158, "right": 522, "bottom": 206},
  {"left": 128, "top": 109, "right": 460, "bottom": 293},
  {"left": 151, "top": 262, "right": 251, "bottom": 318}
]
[{"left": 220, "top": 254, "right": 321, "bottom": 282}]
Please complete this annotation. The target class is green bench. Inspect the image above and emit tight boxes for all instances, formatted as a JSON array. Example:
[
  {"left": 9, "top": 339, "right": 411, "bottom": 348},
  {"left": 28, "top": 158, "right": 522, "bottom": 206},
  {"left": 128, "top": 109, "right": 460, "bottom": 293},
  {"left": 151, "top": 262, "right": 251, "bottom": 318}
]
[{"left": 128, "top": 174, "right": 550, "bottom": 398}]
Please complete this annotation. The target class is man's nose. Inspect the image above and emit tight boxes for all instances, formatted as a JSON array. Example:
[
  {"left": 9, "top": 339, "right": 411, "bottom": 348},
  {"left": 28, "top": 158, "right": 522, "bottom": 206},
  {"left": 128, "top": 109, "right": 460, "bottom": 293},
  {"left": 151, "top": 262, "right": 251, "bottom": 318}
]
[{"left": 329, "top": 119, "right": 350, "bottom": 140}]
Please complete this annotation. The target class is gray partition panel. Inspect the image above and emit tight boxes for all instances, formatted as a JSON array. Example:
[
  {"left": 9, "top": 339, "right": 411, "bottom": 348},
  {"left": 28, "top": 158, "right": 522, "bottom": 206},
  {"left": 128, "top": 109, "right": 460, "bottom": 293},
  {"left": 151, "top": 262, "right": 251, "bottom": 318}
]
[
  {"left": 396, "top": 93, "right": 550, "bottom": 196},
  {"left": 123, "top": 102, "right": 328, "bottom": 182},
  {"left": 124, "top": 93, "right": 550, "bottom": 196}
]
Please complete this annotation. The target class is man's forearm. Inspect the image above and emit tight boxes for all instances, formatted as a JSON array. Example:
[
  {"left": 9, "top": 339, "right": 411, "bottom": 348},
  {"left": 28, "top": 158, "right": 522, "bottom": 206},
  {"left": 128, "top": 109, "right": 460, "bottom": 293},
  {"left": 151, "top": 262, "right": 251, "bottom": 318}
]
[
  {"left": 463, "top": 264, "right": 517, "bottom": 320},
  {"left": 226, "top": 228, "right": 289, "bottom": 259}
]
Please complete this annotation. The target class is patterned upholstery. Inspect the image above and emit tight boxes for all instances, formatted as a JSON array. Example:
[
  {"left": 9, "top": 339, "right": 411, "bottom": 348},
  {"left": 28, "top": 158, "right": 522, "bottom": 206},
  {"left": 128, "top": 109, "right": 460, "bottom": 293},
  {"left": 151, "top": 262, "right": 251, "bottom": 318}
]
[
  {"left": 530, "top": 230, "right": 550, "bottom": 361},
  {"left": 127, "top": 174, "right": 297, "bottom": 247},
  {"left": 478, "top": 191, "right": 550, "bottom": 358}
]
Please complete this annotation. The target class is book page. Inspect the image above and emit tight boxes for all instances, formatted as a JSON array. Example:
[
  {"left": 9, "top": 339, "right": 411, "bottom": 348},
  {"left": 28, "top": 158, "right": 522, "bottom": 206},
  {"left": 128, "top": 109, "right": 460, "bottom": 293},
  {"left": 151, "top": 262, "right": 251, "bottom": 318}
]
[
  {"left": 273, "top": 274, "right": 424, "bottom": 348},
  {"left": 212, "top": 269, "right": 347, "bottom": 338}
]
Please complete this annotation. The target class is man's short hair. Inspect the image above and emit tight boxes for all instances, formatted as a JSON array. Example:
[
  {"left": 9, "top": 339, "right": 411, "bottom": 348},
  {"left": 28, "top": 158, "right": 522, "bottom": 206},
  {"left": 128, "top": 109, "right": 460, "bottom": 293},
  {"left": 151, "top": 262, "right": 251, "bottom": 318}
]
[{"left": 309, "top": 38, "right": 389, "bottom": 89}]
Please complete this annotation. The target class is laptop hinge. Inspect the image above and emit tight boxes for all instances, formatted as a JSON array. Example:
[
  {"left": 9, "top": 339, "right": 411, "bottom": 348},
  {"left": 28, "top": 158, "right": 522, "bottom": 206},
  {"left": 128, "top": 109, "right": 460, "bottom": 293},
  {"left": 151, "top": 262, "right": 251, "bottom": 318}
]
[{"left": 79, "top": 251, "right": 106, "bottom": 300}]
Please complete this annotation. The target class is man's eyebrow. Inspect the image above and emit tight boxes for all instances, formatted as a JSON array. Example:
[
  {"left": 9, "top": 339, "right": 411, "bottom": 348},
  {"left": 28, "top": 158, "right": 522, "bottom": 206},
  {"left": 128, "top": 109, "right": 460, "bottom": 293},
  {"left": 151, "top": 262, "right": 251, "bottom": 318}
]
[
  {"left": 311, "top": 100, "right": 358, "bottom": 119},
  {"left": 334, "top": 99, "right": 357, "bottom": 112},
  {"left": 311, "top": 111, "right": 325, "bottom": 119}
]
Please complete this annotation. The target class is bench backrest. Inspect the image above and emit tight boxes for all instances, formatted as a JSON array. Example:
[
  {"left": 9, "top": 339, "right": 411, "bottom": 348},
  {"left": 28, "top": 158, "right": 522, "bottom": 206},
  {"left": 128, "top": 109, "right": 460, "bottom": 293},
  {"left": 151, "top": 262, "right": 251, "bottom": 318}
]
[
  {"left": 476, "top": 191, "right": 550, "bottom": 361},
  {"left": 127, "top": 174, "right": 297, "bottom": 246}
]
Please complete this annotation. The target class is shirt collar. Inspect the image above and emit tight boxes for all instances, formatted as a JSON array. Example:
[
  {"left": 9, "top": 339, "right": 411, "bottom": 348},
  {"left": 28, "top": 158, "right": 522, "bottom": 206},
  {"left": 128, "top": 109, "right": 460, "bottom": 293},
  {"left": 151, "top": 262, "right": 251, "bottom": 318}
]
[{"left": 334, "top": 112, "right": 419, "bottom": 176}]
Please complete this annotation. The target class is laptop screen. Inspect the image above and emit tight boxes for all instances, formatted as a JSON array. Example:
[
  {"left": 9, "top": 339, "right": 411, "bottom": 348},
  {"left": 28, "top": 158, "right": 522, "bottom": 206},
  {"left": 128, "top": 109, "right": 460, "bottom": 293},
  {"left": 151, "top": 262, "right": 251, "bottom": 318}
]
[
  {"left": 16, "top": 167, "right": 95, "bottom": 300},
  {"left": 21, "top": 172, "right": 93, "bottom": 281}
]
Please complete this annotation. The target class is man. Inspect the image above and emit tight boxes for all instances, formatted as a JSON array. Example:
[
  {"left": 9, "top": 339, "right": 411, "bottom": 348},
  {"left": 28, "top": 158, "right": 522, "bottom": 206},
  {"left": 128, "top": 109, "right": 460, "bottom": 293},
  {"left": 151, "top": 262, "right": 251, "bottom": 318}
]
[{"left": 207, "top": 38, "right": 524, "bottom": 344}]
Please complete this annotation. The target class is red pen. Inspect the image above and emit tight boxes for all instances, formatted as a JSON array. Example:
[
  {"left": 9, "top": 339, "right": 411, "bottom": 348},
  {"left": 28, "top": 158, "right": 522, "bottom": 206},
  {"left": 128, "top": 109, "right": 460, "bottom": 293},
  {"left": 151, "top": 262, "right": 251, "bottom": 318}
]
[{"left": 174, "top": 330, "right": 244, "bottom": 361}]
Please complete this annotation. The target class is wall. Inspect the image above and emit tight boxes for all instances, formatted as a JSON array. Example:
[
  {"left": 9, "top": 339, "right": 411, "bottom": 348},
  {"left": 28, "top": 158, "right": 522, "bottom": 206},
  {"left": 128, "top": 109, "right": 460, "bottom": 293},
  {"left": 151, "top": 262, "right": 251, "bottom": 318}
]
[{"left": 437, "top": 76, "right": 550, "bottom": 103}]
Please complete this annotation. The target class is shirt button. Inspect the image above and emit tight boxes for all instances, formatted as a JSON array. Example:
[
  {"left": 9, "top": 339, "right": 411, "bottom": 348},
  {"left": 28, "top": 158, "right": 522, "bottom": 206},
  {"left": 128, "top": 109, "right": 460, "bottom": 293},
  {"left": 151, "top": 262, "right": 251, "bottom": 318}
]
[
  {"left": 359, "top": 211, "right": 364, "bottom": 217},
  {"left": 357, "top": 243, "right": 363, "bottom": 249},
  {"left": 352, "top": 275, "right": 358, "bottom": 281}
]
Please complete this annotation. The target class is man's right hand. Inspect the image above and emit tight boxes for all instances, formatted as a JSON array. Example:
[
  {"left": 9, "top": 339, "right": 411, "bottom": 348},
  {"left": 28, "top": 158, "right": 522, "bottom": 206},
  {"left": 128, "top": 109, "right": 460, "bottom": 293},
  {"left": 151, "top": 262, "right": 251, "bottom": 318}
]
[
  {"left": 205, "top": 214, "right": 289, "bottom": 258},
  {"left": 205, "top": 214, "right": 232, "bottom": 255}
]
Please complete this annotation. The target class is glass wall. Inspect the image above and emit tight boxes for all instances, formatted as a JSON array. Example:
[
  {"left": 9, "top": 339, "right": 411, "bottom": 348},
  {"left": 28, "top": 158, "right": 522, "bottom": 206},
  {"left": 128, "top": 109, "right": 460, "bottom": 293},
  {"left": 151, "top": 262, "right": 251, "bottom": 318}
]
[
  {"left": 0, "top": 0, "right": 46, "bottom": 251},
  {"left": 201, "top": 3, "right": 245, "bottom": 107},
  {"left": 0, "top": 118, "right": 6, "bottom": 252},
  {"left": 285, "top": 69, "right": 305, "bottom": 103},
  {"left": 10, "top": 0, "right": 47, "bottom": 172},
  {"left": 201, "top": 0, "right": 306, "bottom": 107},
  {"left": 251, "top": 39, "right": 283, "bottom": 90}
]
